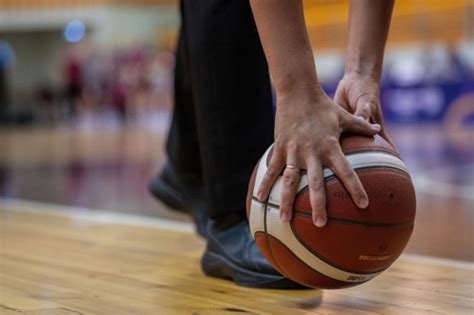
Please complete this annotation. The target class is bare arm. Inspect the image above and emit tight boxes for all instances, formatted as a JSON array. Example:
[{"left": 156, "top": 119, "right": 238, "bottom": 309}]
[
  {"left": 335, "top": 0, "right": 394, "bottom": 144},
  {"left": 249, "top": 1, "right": 318, "bottom": 95},
  {"left": 250, "top": 1, "right": 381, "bottom": 227},
  {"left": 346, "top": 0, "right": 394, "bottom": 81}
]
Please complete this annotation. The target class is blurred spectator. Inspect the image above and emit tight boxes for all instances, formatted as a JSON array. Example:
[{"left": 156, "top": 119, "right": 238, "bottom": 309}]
[
  {"left": 36, "top": 84, "right": 56, "bottom": 123},
  {"left": 53, "top": 45, "right": 175, "bottom": 128},
  {"left": 0, "top": 38, "right": 15, "bottom": 114},
  {"left": 63, "top": 49, "right": 83, "bottom": 117}
]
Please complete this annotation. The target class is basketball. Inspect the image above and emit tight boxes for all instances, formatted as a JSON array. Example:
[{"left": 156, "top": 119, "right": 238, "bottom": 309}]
[{"left": 246, "top": 134, "right": 417, "bottom": 289}]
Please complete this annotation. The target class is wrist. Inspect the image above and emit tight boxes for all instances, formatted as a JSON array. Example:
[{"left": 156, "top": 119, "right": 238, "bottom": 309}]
[
  {"left": 344, "top": 55, "right": 383, "bottom": 82},
  {"left": 343, "top": 69, "right": 381, "bottom": 86},
  {"left": 276, "top": 81, "right": 327, "bottom": 106},
  {"left": 274, "top": 74, "right": 322, "bottom": 97}
]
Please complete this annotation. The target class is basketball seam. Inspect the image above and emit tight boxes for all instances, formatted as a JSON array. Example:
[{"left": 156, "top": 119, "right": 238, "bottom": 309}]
[
  {"left": 251, "top": 196, "right": 415, "bottom": 228},
  {"left": 288, "top": 220, "right": 395, "bottom": 275},
  {"left": 322, "top": 166, "right": 411, "bottom": 182},
  {"left": 265, "top": 146, "right": 402, "bottom": 168},
  {"left": 265, "top": 233, "right": 371, "bottom": 287},
  {"left": 262, "top": 197, "right": 288, "bottom": 278},
  {"left": 294, "top": 211, "right": 415, "bottom": 228},
  {"left": 255, "top": 166, "right": 411, "bottom": 203},
  {"left": 343, "top": 148, "right": 401, "bottom": 158}
]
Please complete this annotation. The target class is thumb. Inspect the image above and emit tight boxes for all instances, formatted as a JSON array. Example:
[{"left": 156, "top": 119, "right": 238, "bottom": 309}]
[{"left": 340, "top": 110, "right": 381, "bottom": 136}]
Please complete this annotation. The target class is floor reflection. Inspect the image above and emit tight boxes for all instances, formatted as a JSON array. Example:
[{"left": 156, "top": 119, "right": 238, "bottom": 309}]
[{"left": 0, "top": 119, "right": 473, "bottom": 261}]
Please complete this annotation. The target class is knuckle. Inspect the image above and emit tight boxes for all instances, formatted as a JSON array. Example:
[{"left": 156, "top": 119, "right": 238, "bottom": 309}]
[
  {"left": 360, "top": 106, "right": 370, "bottom": 113},
  {"left": 308, "top": 176, "right": 324, "bottom": 191},
  {"left": 326, "top": 137, "right": 339, "bottom": 148},
  {"left": 258, "top": 182, "right": 269, "bottom": 191},
  {"left": 260, "top": 177, "right": 270, "bottom": 188},
  {"left": 304, "top": 142, "right": 316, "bottom": 153},
  {"left": 340, "top": 167, "right": 355, "bottom": 179},
  {"left": 366, "top": 100, "right": 378, "bottom": 108},
  {"left": 265, "top": 166, "right": 278, "bottom": 178},
  {"left": 360, "top": 101, "right": 372, "bottom": 109},
  {"left": 273, "top": 140, "right": 284, "bottom": 150},
  {"left": 354, "top": 184, "right": 366, "bottom": 197},
  {"left": 286, "top": 141, "right": 298, "bottom": 152},
  {"left": 323, "top": 137, "right": 340, "bottom": 155},
  {"left": 283, "top": 172, "right": 295, "bottom": 186},
  {"left": 359, "top": 108, "right": 371, "bottom": 117}
]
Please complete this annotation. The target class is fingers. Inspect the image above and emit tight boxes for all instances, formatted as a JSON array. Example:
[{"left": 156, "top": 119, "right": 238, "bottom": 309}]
[
  {"left": 327, "top": 145, "right": 369, "bottom": 209},
  {"left": 306, "top": 158, "right": 327, "bottom": 227},
  {"left": 372, "top": 107, "right": 396, "bottom": 147},
  {"left": 333, "top": 85, "right": 352, "bottom": 113},
  {"left": 354, "top": 102, "right": 373, "bottom": 121},
  {"left": 340, "top": 109, "right": 381, "bottom": 136},
  {"left": 279, "top": 160, "right": 301, "bottom": 222},
  {"left": 257, "top": 148, "right": 284, "bottom": 202}
]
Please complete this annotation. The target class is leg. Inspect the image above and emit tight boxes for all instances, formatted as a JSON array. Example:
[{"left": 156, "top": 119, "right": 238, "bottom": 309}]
[
  {"left": 182, "top": 0, "right": 275, "bottom": 220},
  {"left": 182, "top": 0, "right": 304, "bottom": 289},
  {"left": 165, "top": 26, "right": 204, "bottom": 193}
]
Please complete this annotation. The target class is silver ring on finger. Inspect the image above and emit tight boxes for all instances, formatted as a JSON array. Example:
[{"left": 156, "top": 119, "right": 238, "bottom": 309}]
[{"left": 285, "top": 164, "right": 300, "bottom": 172}]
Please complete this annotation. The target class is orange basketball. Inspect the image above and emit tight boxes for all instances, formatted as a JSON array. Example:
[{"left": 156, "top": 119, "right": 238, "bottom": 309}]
[{"left": 246, "top": 134, "right": 416, "bottom": 289}]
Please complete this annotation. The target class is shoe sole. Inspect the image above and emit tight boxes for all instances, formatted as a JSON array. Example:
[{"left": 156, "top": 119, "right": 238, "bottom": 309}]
[{"left": 201, "top": 251, "right": 307, "bottom": 289}]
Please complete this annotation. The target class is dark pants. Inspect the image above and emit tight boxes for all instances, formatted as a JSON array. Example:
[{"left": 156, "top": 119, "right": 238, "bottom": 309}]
[{"left": 166, "top": 0, "right": 274, "bottom": 219}]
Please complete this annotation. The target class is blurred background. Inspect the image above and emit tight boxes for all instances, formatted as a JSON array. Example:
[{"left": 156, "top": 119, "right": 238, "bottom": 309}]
[{"left": 0, "top": 1, "right": 473, "bottom": 261}]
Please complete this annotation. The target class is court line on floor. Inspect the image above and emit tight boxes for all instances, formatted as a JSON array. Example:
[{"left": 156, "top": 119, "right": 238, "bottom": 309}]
[
  {"left": 1, "top": 198, "right": 473, "bottom": 270},
  {"left": 0, "top": 198, "right": 195, "bottom": 233}
]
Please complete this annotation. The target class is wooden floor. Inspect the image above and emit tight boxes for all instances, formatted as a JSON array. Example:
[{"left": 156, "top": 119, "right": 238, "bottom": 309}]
[
  {"left": 1, "top": 200, "right": 473, "bottom": 315},
  {"left": 1, "top": 125, "right": 473, "bottom": 261}
]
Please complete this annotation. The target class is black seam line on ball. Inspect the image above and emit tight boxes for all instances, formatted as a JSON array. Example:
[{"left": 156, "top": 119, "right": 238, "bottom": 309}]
[
  {"left": 294, "top": 211, "right": 415, "bottom": 228},
  {"left": 255, "top": 166, "right": 411, "bottom": 202},
  {"left": 297, "top": 166, "right": 411, "bottom": 194},
  {"left": 292, "top": 166, "right": 411, "bottom": 206},
  {"left": 264, "top": 233, "right": 374, "bottom": 284},
  {"left": 251, "top": 196, "right": 279, "bottom": 209},
  {"left": 262, "top": 194, "right": 288, "bottom": 278},
  {"left": 251, "top": 197, "right": 414, "bottom": 228},
  {"left": 289, "top": 220, "right": 390, "bottom": 275},
  {"left": 261, "top": 231, "right": 339, "bottom": 281}
]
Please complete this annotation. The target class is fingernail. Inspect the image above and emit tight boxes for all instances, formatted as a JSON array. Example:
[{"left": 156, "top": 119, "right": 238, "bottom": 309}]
[
  {"left": 257, "top": 191, "right": 264, "bottom": 201},
  {"left": 359, "top": 197, "right": 369, "bottom": 208},
  {"left": 372, "top": 124, "right": 381, "bottom": 131},
  {"left": 280, "top": 212, "right": 291, "bottom": 221},
  {"left": 315, "top": 216, "right": 326, "bottom": 227}
]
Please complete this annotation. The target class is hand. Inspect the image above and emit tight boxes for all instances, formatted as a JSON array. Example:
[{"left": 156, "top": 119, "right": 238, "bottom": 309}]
[
  {"left": 256, "top": 86, "right": 381, "bottom": 227},
  {"left": 334, "top": 73, "right": 392, "bottom": 144}
]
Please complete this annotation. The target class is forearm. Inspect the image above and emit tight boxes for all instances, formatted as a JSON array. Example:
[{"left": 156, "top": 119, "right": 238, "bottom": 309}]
[
  {"left": 345, "top": 0, "right": 394, "bottom": 81},
  {"left": 249, "top": 0, "right": 320, "bottom": 98}
]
